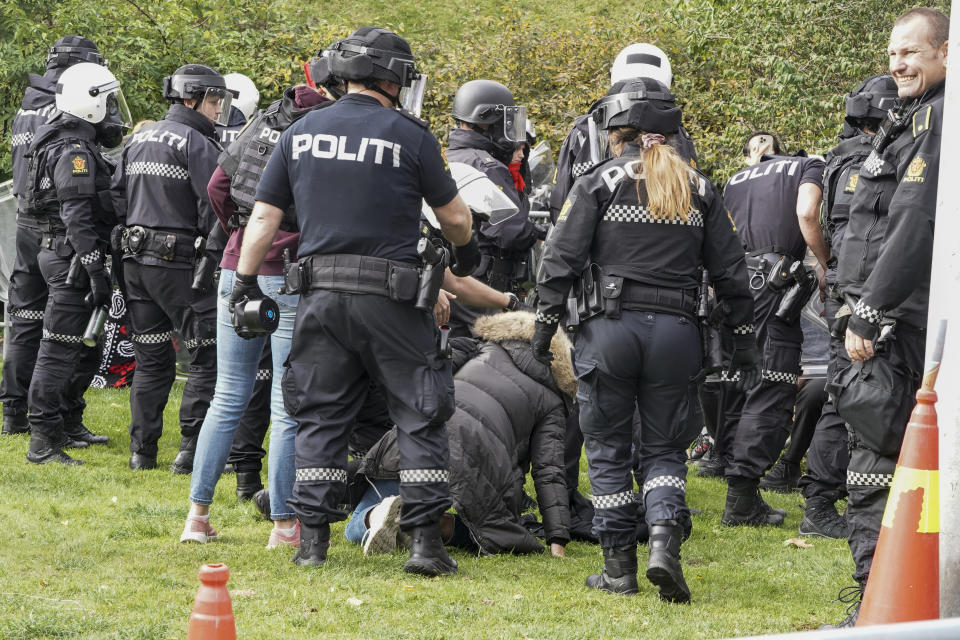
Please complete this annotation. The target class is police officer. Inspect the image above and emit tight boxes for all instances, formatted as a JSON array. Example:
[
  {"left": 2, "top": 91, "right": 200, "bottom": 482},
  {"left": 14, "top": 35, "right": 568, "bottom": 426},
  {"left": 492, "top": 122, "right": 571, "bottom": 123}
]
[
  {"left": 217, "top": 73, "right": 259, "bottom": 146},
  {"left": 1, "top": 36, "right": 109, "bottom": 447},
  {"left": 445, "top": 79, "right": 533, "bottom": 334},
  {"left": 22, "top": 62, "right": 129, "bottom": 464},
  {"left": 111, "top": 64, "right": 235, "bottom": 472},
  {"left": 233, "top": 26, "right": 477, "bottom": 574},
  {"left": 794, "top": 74, "right": 897, "bottom": 540},
  {"left": 533, "top": 78, "right": 758, "bottom": 602},
  {"left": 720, "top": 132, "right": 827, "bottom": 526},
  {"left": 828, "top": 9, "right": 947, "bottom": 627}
]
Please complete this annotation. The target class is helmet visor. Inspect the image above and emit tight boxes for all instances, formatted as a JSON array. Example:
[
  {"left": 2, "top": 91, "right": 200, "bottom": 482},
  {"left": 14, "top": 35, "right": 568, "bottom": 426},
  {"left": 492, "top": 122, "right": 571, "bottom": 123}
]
[
  {"left": 528, "top": 141, "right": 555, "bottom": 187},
  {"left": 399, "top": 73, "right": 429, "bottom": 117},
  {"left": 449, "top": 161, "right": 519, "bottom": 226},
  {"left": 200, "top": 86, "right": 234, "bottom": 126},
  {"left": 106, "top": 90, "right": 133, "bottom": 129},
  {"left": 502, "top": 105, "right": 527, "bottom": 142}
]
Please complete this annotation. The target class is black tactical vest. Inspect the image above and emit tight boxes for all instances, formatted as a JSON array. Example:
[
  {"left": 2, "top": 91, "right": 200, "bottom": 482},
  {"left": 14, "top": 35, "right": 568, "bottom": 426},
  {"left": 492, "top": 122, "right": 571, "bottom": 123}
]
[
  {"left": 821, "top": 135, "right": 873, "bottom": 250},
  {"left": 21, "top": 126, "right": 67, "bottom": 220}
]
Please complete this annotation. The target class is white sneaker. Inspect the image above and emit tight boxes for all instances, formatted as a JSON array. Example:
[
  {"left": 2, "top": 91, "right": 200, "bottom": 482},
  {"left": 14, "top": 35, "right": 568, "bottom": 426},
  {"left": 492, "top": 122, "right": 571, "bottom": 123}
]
[{"left": 362, "top": 495, "right": 403, "bottom": 556}]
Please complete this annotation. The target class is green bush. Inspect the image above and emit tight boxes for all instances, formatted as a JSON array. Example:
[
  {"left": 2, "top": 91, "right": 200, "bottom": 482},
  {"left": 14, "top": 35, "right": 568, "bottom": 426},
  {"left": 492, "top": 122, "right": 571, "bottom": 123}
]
[{"left": 0, "top": 0, "right": 950, "bottom": 184}]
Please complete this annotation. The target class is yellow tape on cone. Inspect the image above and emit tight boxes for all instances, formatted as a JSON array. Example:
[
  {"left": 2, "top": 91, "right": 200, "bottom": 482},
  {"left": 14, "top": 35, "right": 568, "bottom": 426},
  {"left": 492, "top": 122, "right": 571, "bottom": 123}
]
[{"left": 881, "top": 466, "right": 939, "bottom": 533}]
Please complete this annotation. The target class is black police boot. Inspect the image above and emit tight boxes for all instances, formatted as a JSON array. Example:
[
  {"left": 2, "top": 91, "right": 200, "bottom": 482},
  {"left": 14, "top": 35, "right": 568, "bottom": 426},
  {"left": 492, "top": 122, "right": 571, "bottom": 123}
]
[
  {"left": 170, "top": 435, "right": 197, "bottom": 474},
  {"left": 585, "top": 544, "right": 639, "bottom": 595},
  {"left": 63, "top": 423, "right": 109, "bottom": 446},
  {"left": 26, "top": 436, "right": 84, "bottom": 465},
  {"left": 293, "top": 524, "right": 330, "bottom": 567},
  {"left": 2, "top": 413, "right": 29, "bottom": 435},
  {"left": 799, "top": 496, "right": 850, "bottom": 539},
  {"left": 129, "top": 453, "right": 157, "bottom": 471},
  {"left": 820, "top": 584, "right": 863, "bottom": 629},
  {"left": 646, "top": 521, "right": 691, "bottom": 603},
  {"left": 722, "top": 478, "right": 786, "bottom": 526},
  {"left": 403, "top": 523, "right": 458, "bottom": 576},
  {"left": 235, "top": 470, "right": 263, "bottom": 501},
  {"left": 696, "top": 454, "right": 726, "bottom": 478},
  {"left": 759, "top": 459, "right": 801, "bottom": 493},
  {"left": 252, "top": 489, "right": 271, "bottom": 521}
]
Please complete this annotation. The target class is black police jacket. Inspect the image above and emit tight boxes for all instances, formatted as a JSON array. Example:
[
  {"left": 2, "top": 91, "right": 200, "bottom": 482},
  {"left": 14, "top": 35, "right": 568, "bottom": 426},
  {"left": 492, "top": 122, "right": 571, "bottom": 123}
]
[
  {"left": 111, "top": 103, "right": 222, "bottom": 269},
  {"left": 358, "top": 311, "right": 576, "bottom": 553},
  {"left": 11, "top": 70, "right": 61, "bottom": 214},
  {"left": 840, "top": 81, "right": 944, "bottom": 335},
  {"left": 26, "top": 115, "right": 116, "bottom": 256},
  {"left": 821, "top": 134, "right": 874, "bottom": 274},
  {"left": 446, "top": 128, "right": 537, "bottom": 255},
  {"left": 549, "top": 113, "right": 699, "bottom": 222},
  {"left": 537, "top": 143, "right": 753, "bottom": 331}
]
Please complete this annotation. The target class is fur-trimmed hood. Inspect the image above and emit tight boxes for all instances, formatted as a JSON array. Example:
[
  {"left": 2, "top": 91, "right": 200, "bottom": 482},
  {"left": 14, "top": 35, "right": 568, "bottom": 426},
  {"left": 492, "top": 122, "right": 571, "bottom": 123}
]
[{"left": 473, "top": 311, "right": 576, "bottom": 400}]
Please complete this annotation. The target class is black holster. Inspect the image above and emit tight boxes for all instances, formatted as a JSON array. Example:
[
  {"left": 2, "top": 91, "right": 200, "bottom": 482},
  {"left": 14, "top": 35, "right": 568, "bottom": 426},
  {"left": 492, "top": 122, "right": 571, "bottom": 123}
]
[
  {"left": 601, "top": 275, "right": 624, "bottom": 319},
  {"left": 415, "top": 238, "right": 448, "bottom": 312},
  {"left": 775, "top": 261, "right": 818, "bottom": 323},
  {"left": 575, "top": 263, "right": 604, "bottom": 323}
]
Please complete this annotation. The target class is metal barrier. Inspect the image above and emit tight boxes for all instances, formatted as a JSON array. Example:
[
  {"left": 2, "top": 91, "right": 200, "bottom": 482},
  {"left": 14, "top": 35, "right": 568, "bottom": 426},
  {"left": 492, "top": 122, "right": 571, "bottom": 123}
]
[{"left": 724, "top": 617, "right": 960, "bottom": 640}]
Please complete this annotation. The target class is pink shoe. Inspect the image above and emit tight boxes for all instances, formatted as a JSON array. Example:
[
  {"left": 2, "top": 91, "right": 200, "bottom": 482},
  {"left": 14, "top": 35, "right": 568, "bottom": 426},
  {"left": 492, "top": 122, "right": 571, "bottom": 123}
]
[
  {"left": 179, "top": 516, "right": 218, "bottom": 544},
  {"left": 266, "top": 521, "right": 301, "bottom": 549}
]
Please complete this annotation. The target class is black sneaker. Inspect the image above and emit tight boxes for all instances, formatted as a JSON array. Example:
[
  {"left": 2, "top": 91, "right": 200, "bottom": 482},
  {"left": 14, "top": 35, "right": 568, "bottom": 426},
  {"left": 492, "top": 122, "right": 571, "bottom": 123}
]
[
  {"left": 1, "top": 413, "right": 29, "bottom": 435},
  {"left": 696, "top": 455, "right": 725, "bottom": 478},
  {"left": 63, "top": 423, "right": 109, "bottom": 446},
  {"left": 799, "top": 497, "right": 850, "bottom": 539},
  {"left": 820, "top": 585, "right": 862, "bottom": 629},
  {"left": 759, "top": 459, "right": 801, "bottom": 493}
]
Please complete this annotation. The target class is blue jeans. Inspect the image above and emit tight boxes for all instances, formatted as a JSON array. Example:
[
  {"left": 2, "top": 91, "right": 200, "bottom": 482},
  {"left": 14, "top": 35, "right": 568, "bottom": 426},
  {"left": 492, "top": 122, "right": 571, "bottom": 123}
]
[
  {"left": 189, "top": 269, "right": 299, "bottom": 520},
  {"left": 344, "top": 480, "right": 401, "bottom": 545}
]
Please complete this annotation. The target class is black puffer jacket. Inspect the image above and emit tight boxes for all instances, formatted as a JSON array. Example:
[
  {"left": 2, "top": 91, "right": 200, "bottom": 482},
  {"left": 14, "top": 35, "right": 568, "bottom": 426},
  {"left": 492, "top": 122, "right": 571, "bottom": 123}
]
[{"left": 359, "top": 312, "right": 576, "bottom": 554}]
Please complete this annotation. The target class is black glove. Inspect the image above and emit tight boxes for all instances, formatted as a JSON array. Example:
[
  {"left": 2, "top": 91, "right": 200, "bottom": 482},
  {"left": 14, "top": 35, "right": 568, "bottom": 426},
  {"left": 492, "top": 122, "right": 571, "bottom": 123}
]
[
  {"left": 504, "top": 292, "right": 521, "bottom": 312},
  {"left": 229, "top": 272, "right": 264, "bottom": 313},
  {"left": 728, "top": 341, "right": 761, "bottom": 392},
  {"left": 531, "top": 321, "right": 557, "bottom": 365},
  {"left": 450, "top": 236, "right": 480, "bottom": 277},
  {"left": 533, "top": 222, "right": 550, "bottom": 241},
  {"left": 81, "top": 251, "right": 111, "bottom": 308}
]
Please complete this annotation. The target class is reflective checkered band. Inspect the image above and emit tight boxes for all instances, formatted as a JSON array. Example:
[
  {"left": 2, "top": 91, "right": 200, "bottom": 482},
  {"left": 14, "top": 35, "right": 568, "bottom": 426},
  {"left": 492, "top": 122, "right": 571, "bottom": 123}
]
[
  {"left": 80, "top": 249, "right": 102, "bottom": 265},
  {"left": 130, "top": 331, "right": 173, "bottom": 344},
  {"left": 399, "top": 469, "right": 449, "bottom": 484},
  {"left": 719, "top": 370, "right": 741, "bottom": 382},
  {"left": 127, "top": 161, "right": 190, "bottom": 181},
  {"left": 854, "top": 299, "right": 882, "bottom": 324},
  {"left": 42, "top": 329, "right": 83, "bottom": 344},
  {"left": 39, "top": 176, "right": 52, "bottom": 190},
  {"left": 296, "top": 467, "right": 348, "bottom": 483},
  {"left": 572, "top": 161, "right": 595, "bottom": 178},
  {"left": 10, "top": 308, "right": 44, "bottom": 321},
  {"left": 255, "top": 368, "right": 272, "bottom": 381},
  {"left": 603, "top": 204, "right": 703, "bottom": 227},
  {"left": 847, "top": 470, "right": 893, "bottom": 487},
  {"left": 643, "top": 475, "right": 686, "bottom": 496},
  {"left": 762, "top": 369, "right": 799, "bottom": 385},
  {"left": 536, "top": 312, "right": 559, "bottom": 325},
  {"left": 592, "top": 491, "right": 636, "bottom": 510},
  {"left": 11, "top": 132, "right": 34, "bottom": 148},
  {"left": 733, "top": 323, "right": 755, "bottom": 335},
  {"left": 183, "top": 337, "right": 217, "bottom": 349}
]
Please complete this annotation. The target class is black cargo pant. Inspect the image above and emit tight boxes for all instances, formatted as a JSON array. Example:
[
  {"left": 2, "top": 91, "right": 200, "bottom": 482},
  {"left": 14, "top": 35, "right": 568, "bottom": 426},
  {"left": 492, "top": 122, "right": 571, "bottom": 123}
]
[
  {"left": 122, "top": 261, "right": 217, "bottom": 458},
  {"left": 285, "top": 289, "right": 454, "bottom": 530},
  {"left": 798, "top": 295, "right": 850, "bottom": 501},
  {"left": 779, "top": 376, "right": 827, "bottom": 465},
  {"left": 26, "top": 235, "right": 100, "bottom": 443},
  {"left": 841, "top": 324, "right": 923, "bottom": 585},
  {"left": 226, "top": 341, "right": 273, "bottom": 473},
  {"left": 575, "top": 311, "right": 701, "bottom": 548},
  {"left": 725, "top": 284, "right": 802, "bottom": 480},
  {"left": 1, "top": 223, "right": 93, "bottom": 426}
]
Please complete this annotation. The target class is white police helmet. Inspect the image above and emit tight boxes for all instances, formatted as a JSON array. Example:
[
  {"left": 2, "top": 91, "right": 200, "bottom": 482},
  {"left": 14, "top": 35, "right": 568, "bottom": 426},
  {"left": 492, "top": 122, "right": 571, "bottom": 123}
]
[
  {"left": 610, "top": 43, "right": 672, "bottom": 88},
  {"left": 55, "top": 62, "right": 131, "bottom": 126},
  {"left": 224, "top": 73, "right": 260, "bottom": 120}
]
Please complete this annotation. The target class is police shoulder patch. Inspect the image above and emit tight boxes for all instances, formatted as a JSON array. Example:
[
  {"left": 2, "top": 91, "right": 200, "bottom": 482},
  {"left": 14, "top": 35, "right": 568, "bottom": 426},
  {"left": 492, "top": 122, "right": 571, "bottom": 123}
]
[
  {"left": 902, "top": 153, "right": 929, "bottom": 184},
  {"left": 70, "top": 153, "right": 89, "bottom": 176},
  {"left": 557, "top": 194, "right": 577, "bottom": 222},
  {"left": 844, "top": 173, "right": 859, "bottom": 193},
  {"left": 912, "top": 106, "right": 932, "bottom": 138}
]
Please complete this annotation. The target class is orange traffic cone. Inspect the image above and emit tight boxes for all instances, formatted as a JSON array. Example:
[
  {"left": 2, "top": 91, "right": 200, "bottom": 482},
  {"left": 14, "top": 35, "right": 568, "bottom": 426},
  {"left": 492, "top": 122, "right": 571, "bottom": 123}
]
[
  {"left": 187, "top": 563, "right": 236, "bottom": 640},
  {"left": 857, "top": 322, "right": 945, "bottom": 626}
]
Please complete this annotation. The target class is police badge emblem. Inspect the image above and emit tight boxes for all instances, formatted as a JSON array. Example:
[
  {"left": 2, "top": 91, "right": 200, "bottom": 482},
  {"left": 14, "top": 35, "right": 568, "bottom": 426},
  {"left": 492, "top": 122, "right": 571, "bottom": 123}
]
[
  {"left": 71, "top": 154, "right": 88, "bottom": 175},
  {"left": 903, "top": 155, "right": 927, "bottom": 184}
]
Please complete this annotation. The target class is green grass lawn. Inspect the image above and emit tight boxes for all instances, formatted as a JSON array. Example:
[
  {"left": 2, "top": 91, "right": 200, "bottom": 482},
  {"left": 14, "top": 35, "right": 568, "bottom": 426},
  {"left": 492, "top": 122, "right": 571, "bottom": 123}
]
[{"left": 0, "top": 383, "right": 854, "bottom": 639}]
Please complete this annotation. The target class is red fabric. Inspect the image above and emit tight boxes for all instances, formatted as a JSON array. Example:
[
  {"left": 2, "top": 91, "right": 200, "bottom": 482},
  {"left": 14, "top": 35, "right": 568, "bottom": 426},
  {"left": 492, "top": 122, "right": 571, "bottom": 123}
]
[
  {"left": 294, "top": 84, "right": 328, "bottom": 109},
  {"left": 508, "top": 161, "right": 526, "bottom": 193}
]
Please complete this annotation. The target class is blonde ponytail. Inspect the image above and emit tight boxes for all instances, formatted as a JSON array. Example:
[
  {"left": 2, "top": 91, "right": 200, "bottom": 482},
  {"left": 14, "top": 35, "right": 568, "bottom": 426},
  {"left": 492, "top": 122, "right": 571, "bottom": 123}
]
[{"left": 636, "top": 143, "right": 694, "bottom": 221}]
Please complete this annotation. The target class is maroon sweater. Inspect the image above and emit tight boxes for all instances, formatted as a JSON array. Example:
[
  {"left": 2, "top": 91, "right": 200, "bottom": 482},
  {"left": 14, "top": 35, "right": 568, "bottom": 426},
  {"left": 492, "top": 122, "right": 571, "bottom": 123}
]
[{"left": 207, "top": 85, "right": 328, "bottom": 275}]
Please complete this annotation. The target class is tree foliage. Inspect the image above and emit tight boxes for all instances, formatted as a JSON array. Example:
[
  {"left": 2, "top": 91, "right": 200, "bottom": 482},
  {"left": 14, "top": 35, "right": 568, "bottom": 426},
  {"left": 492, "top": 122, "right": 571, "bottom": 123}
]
[{"left": 0, "top": 0, "right": 950, "bottom": 183}]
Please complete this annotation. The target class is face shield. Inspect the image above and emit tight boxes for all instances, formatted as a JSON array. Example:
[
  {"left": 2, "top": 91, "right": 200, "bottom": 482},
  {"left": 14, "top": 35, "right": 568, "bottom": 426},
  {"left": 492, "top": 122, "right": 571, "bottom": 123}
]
[
  {"left": 399, "top": 73, "right": 428, "bottom": 117},
  {"left": 527, "top": 141, "right": 555, "bottom": 188},
  {"left": 450, "top": 161, "right": 519, "bottom": 225},
  {"left": 198, "top": 86, "right": 235, "bottom": 127},
  {"left": 501, "top": 105, "right": 527, "bottom": 142}
]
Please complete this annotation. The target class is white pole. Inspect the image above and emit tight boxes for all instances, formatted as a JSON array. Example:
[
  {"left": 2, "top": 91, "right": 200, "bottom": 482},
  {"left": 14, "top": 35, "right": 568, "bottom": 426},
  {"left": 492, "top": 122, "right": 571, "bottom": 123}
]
[{"left": 931, "top": 0, "right": 960, "bottom": 618}]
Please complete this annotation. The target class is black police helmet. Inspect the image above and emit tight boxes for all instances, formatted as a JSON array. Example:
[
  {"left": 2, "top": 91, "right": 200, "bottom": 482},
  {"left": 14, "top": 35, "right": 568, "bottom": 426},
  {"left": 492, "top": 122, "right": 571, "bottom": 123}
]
[
  {"left": 327, "top": 27, "right": 417, "bottom": 87},
  {"left": 845, "top": 74, "right": 898, "bottom": 127},
  {"left": 46, "top": 35, "right": 104, "bottom": 70},
  {"left": 592, "top": 77, "right": 682, "bottom": 134},
  {"left": 163, "top": 64, "right": 233, "bottom": 102},
  {"left": 451, "top": 80, "right": 515, "bottom": 125}
]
